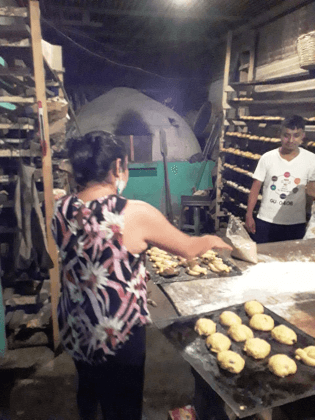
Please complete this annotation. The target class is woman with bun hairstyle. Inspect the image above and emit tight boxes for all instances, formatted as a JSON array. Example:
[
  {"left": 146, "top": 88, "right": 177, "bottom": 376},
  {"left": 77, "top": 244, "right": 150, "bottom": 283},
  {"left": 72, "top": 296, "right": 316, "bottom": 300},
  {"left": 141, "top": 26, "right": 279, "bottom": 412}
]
[{"left": 51, "top": 130, "right": 232, "bottom": 420}]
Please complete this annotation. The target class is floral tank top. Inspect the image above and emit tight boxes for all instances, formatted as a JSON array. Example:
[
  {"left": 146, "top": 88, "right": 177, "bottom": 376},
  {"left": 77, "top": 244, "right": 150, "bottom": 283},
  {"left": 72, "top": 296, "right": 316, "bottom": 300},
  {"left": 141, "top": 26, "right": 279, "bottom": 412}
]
[{"left": 51, "top": 194, "right": 151, "bottom": 364}]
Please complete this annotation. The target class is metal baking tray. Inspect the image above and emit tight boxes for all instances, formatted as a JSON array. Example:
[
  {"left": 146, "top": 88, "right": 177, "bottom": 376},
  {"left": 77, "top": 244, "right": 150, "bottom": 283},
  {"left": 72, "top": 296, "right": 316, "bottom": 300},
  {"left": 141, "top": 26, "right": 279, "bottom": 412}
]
[
  {"left": 147, "top": 258, "right": 242, "bottom": 285},
  {"left": 160, "top": 303, "right": 315, "bottom": 418}
]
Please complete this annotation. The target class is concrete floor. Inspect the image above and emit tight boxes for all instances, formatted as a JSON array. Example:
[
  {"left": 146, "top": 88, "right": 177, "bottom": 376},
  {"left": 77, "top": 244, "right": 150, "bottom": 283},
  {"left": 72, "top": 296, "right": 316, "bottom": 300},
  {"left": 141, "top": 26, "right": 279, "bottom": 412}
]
[{"left": 0, "top": 324, "right": 195, "bottom": 420}]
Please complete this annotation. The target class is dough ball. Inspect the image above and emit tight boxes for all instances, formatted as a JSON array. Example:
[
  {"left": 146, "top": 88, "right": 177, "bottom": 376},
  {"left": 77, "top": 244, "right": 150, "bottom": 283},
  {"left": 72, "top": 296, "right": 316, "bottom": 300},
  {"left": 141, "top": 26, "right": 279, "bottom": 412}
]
[
  {"left": 244, "top": 338, "right": 271, "bottom": 359},
  {"left": 194, "top": 318, "right": 216, "bottom": 336},
  {"left": 295, "top": 346, "right": 315, "bottom": 367},
  {"left": 228, "top": 324, "right": 254, "bottom": 342},
  {"left": 217, "top": 350, "right": 245, "bottom": 374},
  {"left": 304, "top": 346, "right": 315, "bottom": 359},
  {"left": 249, "top": 314, "right": 274, "bottom": 331},
  {"left": 271, "top": 325, "right": 297, "bottom": 345},
  {"left": 244, "top": 301, "right": 264, "bottom": 317},
  {"left": 206, "top": 333, "right": 231, "bottom": 353},
  {"left": 268, "top": 354, "right": 297, "bottom": 377},
  {"left": 219, "top": 311, "right": 242, "bottom": 327}
]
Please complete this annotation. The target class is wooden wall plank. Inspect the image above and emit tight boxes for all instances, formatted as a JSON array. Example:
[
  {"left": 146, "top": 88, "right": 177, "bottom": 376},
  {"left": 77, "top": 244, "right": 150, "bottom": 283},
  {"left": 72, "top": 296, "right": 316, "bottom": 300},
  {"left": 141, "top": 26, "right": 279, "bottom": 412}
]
[{"left": 29, "top": 0, "right": 60, "bottom": 350}]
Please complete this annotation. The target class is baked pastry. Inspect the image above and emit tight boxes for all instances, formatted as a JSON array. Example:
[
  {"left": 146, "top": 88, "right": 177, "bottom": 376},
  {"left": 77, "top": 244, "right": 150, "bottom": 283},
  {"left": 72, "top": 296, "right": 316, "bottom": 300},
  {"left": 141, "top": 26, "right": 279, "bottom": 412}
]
[
  {"left": 244, "top": 301, "right": 264, "bottom": 317},
  {"left": 244, "top": 338, "right": 271, "bottom": 359},
  {"left": 195, "top": 318, "right": 216, "bottom": 336},
  {"left": 206, "top": 332, "right": 231, "bottom": 353},
  {"left": 219, "top": 311, "right": 242, "bottom": 327},
  {"left": 268, "top": 354, "right": 297, "bottom": 377},
  {"left": 228, "top": 324, "right": 254, "bottom": 342},
  {"left": 271, "top": 325, "right": 297, "bottom": 345},
  {"left": 295, "top": 346, "right": 315, "bottom": 366},
  {"left": 249, "top": 314, "right": 274, "bottom": 331},
  {"left": 217, "top": 350, "right": 245, "bottom": 373}
]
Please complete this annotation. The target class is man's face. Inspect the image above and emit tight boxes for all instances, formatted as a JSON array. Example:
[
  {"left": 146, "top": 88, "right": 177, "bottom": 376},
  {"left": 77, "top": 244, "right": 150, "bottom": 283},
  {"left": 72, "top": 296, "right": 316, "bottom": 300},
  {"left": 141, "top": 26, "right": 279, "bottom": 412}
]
[{"left": 280, "top": 127, "right": 305, "bottom": 152}]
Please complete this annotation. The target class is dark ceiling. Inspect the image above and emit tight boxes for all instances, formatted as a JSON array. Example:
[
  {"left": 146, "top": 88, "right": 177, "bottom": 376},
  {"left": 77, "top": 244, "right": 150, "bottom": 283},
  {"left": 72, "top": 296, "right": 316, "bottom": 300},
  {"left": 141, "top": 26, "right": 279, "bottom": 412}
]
[{"left": 38, "top": 0, "right": 313, "bottom": 111}]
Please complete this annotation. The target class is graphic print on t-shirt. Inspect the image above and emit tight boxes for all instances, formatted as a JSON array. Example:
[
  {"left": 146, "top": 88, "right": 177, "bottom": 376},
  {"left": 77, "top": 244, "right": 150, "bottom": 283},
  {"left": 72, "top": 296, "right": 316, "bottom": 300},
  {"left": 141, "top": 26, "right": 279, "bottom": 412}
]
[{"left": 269, "top": 171, "right": 300, "bottom": 205}]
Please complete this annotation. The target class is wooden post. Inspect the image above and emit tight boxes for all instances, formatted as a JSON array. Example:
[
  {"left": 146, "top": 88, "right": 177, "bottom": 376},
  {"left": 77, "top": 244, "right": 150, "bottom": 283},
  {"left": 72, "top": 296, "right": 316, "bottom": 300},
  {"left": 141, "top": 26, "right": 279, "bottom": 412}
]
[
  {"left": 215, "top": 31, "right": 232, "bottom": 231},
  {"left": 130, "top": 135, "right": 134, "bottom": 161},
  {"left": 29, "top": 0, "right": 60, "bottom": 350}
]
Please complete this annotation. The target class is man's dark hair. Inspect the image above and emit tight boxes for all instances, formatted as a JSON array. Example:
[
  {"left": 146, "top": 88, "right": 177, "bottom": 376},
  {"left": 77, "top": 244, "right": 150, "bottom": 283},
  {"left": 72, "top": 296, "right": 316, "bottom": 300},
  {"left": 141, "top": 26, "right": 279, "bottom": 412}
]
[
  {"left": 281, "top": 115, "right": 305, "bottom": 131},
  {"left": 67, "top": 131, "right": 127, "bottom": 186}
]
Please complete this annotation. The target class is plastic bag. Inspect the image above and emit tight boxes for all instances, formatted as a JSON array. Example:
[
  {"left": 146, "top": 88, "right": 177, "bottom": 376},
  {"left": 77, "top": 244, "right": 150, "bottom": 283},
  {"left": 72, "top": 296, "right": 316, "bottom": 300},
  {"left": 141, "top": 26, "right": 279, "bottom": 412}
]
[
  {"left": 303, "top": 201, "right": 315, "bottom": 240},
  {"left": 226, "top": 215, "right": 258, "bottom": 264}
]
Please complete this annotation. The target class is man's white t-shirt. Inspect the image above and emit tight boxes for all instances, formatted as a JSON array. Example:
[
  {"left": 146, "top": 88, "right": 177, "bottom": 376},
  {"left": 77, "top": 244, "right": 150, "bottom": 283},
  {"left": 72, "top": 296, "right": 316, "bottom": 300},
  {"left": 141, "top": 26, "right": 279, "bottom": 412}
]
[{"left": 253, "top": 147, "right": 315, "bottom": 225}]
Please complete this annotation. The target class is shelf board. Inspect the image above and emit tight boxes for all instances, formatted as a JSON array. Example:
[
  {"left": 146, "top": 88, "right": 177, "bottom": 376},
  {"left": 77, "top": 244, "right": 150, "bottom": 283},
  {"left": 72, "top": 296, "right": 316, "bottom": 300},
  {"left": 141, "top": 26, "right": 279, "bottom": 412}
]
[
  {"left": 223, "top": 180, "right": 251, "bottom": 195},
  {"left": 222, "top": 163, "right": 253, "bottom": 178},
  {"left": 0, "top": 123, "right": 34, "bottom": 130},
  {"left": 0, "top": 175, "right": 17, "bottom": 183},
  {"left": 0, "top": 138, "right": 27, "bottom": 144},
  {"left": 221, "top": 149, "right": 260, "bottom": 160},
  {"left": 0, "top": 38, "right": 30, "bottom": 47},
  {"left": 0, "top": 23, "right": 29, "bottom": 38},
  {"left": 0, "top": 192, "right": 44, "bottom": 208},
  {"left": 225, "top": 133, "right": 280, "bottom": 144},
  {"left": 229, "top": 97, "right": 315, "bottom": 106},
  {"left": 0, "top": 7, "right": 28, "bottom": 17},
  {"left": 0, "top": 149, "right": 40, "bottom": 157},
  {"left": 0, "top": 67, "right": 31, "bottom": 77},
  {"left": 222, "top": 195, "right": 248, "bottom": 209},
  {"left": 230, "top": 72, "right": 315, "bottom": 87},
  {"left": 0, "top": 96, "right": 35, "bottom": 103}
]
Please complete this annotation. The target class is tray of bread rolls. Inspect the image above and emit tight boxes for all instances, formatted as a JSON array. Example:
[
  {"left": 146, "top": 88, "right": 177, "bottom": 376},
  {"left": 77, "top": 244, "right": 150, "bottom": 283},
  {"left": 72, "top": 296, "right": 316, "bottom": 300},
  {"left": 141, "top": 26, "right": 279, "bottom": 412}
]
[
  {"left": 160, "top": 302, "right": 315, "bottom": 419},
  {"left": 146, "top": 247, "right": 242, "bottom": 284}
]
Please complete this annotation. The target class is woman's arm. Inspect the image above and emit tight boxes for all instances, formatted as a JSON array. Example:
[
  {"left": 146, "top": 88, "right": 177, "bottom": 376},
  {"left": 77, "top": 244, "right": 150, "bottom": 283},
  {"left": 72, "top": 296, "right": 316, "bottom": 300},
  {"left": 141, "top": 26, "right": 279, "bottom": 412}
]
[{"left": 124, "top": 200, "right": 232, "bottom": 260}]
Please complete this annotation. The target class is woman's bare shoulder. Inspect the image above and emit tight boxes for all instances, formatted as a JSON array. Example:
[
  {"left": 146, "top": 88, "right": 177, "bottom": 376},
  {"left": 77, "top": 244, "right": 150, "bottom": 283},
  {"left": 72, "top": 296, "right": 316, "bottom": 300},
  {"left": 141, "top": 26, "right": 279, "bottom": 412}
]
[{"left": 125, "top": 199, "right": 155, "bottom": 212}]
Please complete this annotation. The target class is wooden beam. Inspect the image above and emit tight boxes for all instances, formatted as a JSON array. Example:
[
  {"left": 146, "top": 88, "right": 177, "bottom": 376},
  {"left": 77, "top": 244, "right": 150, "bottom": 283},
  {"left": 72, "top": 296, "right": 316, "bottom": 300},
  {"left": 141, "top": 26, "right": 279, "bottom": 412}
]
[
  {"left": 216, "top": 31, "right": 232, "bottom": 231},
  {"left": 58, "top": 18, "right": 103, "bottom": 28},
  {"left": 48, "top": 5, "right": 240, "bottom": 22},
  {"left": 29, "top": 0, "right": 60, "bottom": 351}
]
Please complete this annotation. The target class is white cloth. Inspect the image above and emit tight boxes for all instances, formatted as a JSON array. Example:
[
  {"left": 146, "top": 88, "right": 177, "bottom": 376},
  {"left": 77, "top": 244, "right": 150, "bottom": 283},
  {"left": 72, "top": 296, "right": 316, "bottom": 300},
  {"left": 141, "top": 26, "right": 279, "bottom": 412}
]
[{"left": 253, "top": 147, "right": 315, "bottom": 225}]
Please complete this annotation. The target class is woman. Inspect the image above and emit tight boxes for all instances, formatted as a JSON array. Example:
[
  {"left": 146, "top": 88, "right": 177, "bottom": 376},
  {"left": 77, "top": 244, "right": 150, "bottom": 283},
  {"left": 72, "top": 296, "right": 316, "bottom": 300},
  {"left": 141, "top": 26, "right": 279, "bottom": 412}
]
[{"left": 51, "top": 131, "right": 231, "bottom": 420}]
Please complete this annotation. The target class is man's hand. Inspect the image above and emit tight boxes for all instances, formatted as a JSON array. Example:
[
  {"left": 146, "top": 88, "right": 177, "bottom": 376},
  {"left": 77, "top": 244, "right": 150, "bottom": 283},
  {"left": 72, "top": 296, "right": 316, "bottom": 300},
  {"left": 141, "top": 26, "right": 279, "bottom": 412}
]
[{"left": 245, "top": 212, "right": 256, "bottom": 234}]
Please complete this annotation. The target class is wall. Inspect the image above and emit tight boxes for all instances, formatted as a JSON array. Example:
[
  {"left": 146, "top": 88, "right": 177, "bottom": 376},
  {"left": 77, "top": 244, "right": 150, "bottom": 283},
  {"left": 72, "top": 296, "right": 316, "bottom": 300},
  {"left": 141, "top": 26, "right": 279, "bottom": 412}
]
[
  {"left": 208, "top": 2, "right": 315, "bottom": 108},
  {"left": 123, "top": 160, "right": 215, "bottom": 216}
]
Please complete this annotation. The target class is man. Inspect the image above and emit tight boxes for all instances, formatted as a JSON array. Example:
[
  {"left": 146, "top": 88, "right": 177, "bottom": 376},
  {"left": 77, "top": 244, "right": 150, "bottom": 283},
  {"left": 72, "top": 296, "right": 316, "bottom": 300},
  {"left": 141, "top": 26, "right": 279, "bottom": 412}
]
[{"left": 245, "top": 115, "right": 315, "bottom": 243}]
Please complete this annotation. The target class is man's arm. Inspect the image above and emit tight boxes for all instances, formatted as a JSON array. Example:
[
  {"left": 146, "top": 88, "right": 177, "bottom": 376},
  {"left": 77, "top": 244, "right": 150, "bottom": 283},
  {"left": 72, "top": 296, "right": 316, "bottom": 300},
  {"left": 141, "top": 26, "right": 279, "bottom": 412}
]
[
  {"left": 245, "top": 179, "right": 262, "bottom": 233},
  {"left": 306, "top": 181, "right": 315, "bottom": 199}
]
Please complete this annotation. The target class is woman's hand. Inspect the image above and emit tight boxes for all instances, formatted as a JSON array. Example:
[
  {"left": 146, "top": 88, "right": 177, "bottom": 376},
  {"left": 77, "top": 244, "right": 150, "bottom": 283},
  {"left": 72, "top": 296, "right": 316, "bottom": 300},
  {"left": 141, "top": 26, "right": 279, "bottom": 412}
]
[{"left": 205, "top": 235, "right": 233, "bottom": 251}]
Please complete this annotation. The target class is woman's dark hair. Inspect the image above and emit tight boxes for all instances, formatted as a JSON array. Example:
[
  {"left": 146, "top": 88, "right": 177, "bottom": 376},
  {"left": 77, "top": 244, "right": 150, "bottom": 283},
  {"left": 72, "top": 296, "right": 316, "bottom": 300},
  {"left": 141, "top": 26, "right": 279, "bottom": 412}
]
[
  {"left": 281, "top": 115, "right": 305, "bottom": 131},
  {"left": 67, "top": 131, "right": 127, "bottom": 186}
]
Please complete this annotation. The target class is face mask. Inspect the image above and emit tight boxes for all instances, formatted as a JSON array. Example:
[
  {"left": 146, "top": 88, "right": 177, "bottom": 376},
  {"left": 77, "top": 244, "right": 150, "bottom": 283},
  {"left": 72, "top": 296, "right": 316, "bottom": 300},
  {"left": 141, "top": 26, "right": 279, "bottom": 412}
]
[{"left": 116, "top": 177, "right": 126, "bottom": 195}]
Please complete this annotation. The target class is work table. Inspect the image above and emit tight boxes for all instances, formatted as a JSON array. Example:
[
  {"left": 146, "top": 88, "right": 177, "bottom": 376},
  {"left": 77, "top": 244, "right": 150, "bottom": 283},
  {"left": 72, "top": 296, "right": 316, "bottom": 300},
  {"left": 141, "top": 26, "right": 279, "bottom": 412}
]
[
  {"left": 148, "top": 238, "right": 315, "bottom": 336},
  {"left": 147, "top": 238, "right": 315, "bottom": 419}
]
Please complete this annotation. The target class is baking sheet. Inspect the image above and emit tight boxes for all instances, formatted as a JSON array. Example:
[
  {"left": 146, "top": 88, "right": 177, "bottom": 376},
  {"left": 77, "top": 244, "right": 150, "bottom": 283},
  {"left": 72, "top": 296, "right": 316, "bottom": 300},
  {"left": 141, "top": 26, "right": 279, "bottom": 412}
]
[
  {"left": 147, "top": 258, "right": 242, "bottom": 285},
  {"left": 160, "top": 303, "right": 315, "bottom": 419}
]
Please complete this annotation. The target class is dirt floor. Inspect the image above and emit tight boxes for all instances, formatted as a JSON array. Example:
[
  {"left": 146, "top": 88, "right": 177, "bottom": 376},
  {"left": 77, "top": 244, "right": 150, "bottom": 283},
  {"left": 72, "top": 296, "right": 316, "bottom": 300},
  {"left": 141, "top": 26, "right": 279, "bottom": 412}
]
[
  {"left": 0, "top": 324, "right": 195, "bottom": 420},
  {"left": 1, "top": 279, "right": 315, "bottom": 420}
]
